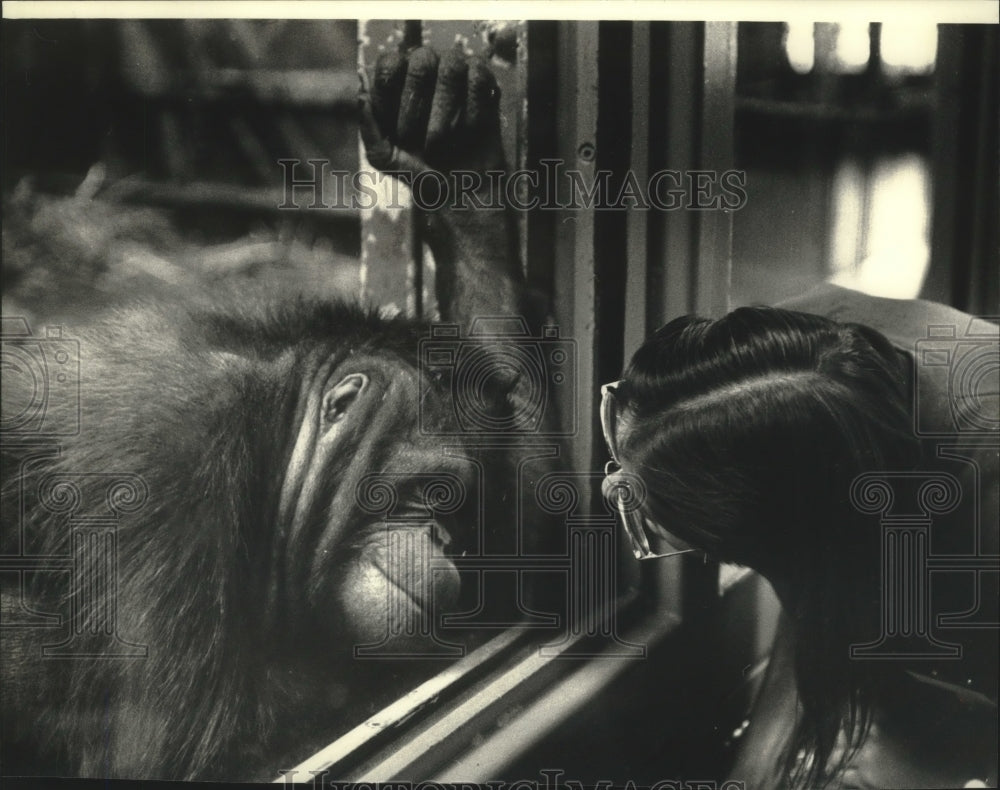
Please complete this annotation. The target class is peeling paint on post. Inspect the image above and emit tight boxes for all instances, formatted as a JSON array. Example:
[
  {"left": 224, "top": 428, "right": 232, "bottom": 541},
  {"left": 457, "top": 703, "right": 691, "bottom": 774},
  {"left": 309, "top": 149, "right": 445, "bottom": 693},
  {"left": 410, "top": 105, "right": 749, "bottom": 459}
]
[{"left": 358, "top": 20, "right": 419, "bottom": 318}]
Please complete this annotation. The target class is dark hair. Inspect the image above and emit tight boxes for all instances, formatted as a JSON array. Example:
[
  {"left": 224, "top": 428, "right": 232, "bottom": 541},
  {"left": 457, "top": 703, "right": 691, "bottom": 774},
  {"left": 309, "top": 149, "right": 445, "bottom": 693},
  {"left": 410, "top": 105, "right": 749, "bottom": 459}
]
[{"left": 616, "top": 306, "right": 919, "bottom": 789}]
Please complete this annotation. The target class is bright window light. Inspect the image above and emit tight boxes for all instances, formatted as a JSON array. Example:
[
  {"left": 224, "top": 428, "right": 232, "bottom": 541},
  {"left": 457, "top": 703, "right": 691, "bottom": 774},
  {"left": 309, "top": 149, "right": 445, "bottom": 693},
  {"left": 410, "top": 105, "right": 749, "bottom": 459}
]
[
  {"left": 830, "top": 153, "right": 932, "bottom": 299},
  {"left": 829, "top": 158, "right": 866, "bottom": 277},
  {"left": 834, "top": 22, "right": 871, "bottom": 73},
  {"left": 881, "top": 23, "right": 938, "bottom": 75},
  {"left": 784, "top": 22, "right": 815, "bottom": 74}
]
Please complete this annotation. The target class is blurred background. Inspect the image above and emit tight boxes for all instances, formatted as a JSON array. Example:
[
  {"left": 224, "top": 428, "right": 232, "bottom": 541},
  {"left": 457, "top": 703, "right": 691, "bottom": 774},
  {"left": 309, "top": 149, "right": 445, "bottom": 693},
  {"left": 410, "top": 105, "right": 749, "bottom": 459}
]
[
  {"left": 4, "top": 19, "right": 364, "bottom": 325},
  {"left": 3, "top": 19, "right": 997, "bottom": 329},
  {"left": 734, "top": 21, "right": 996, "bottom": 311}
]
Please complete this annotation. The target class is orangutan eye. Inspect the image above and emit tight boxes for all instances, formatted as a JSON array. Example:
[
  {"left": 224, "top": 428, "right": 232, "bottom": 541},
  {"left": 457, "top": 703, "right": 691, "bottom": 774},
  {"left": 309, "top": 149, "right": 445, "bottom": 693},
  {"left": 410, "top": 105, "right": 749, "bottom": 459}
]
[{"left": 323, "top": 374, "right": 367, "bottom": 424}]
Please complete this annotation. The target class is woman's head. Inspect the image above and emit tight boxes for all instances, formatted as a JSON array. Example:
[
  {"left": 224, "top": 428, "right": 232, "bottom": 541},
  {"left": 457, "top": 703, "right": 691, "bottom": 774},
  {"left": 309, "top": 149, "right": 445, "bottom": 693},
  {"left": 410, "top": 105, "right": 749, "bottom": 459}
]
[
  {"left": 609, "top": 306, "right": 921, "bottom": 787},
  {"left": 612, "top": 306, "right": 916, "bottom": 581}
]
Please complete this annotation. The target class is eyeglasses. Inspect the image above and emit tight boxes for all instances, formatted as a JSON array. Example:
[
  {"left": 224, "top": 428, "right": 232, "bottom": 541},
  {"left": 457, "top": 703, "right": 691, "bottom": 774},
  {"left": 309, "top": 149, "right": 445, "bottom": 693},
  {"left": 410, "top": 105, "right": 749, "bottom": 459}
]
[{"left": 600, "top": 380, "right": 695, "bottom": 561}]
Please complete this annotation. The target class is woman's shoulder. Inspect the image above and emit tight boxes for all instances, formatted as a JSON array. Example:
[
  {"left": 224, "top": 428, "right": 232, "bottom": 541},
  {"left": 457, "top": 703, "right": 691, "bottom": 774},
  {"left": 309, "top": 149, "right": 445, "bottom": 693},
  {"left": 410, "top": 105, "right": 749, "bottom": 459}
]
[{"left": 774, "top": 282, "right": 997, "bottom": 351}]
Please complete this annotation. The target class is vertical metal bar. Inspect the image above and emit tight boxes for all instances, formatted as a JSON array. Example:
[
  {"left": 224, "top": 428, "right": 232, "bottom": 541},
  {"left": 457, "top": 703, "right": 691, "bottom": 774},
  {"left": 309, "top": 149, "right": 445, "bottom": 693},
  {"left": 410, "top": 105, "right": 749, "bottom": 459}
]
[
  {"left": 358, "top": 19, "right": 419, "bottom": 317},
  {"left": 649, "top": 22, "right": 698, "bottom": 326},
  {"left": 624, "top": 21, "right": 651, "bottom": 359},
  {"left": 525, "top": 21, "right": 558, "bottom": 315},
  {"left": 512, "top": 22, "right": 530, "bottom": 279},
  {"left": 594, "top": 20, "right": 630, "bottom": 395},
  {"left": 612, "top": 22, "right": 651, "bottom": 598},
  {"left": 695, "top": 21, "right": 737, "bottom": 319},
  {"left": 552, "top": 21, "right": 600, "bottom": 476},
  {"left": 925, "top": 25, "right": 999, "bottom": 314},
  {"left": 648, "top": 23, "right": 736, "bottom": 324}
]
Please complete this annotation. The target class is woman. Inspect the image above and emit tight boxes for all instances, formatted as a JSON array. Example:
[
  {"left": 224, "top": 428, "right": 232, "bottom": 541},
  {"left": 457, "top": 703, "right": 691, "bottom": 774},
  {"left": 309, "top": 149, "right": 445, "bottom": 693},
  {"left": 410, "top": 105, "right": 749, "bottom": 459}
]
[{"left": 600, "top": 286, "right": 998, "bottom": 789}]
